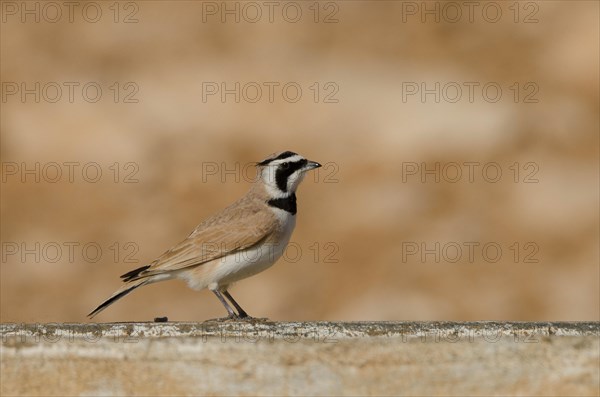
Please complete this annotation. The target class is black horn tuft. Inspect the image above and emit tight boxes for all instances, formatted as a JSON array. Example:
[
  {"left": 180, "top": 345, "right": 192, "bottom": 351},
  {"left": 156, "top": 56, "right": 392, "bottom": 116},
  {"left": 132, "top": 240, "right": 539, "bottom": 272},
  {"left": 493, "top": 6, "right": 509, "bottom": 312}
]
[{"left": 257, "top": 151, "right": 298, "bottom": 166}]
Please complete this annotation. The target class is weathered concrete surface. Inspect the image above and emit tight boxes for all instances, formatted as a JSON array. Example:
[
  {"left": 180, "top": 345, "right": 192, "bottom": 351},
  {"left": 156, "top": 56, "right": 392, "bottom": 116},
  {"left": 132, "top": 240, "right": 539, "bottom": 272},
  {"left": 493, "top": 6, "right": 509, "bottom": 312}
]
[{"left": 1, "top": 321, "right": 599, "bottom": 396}]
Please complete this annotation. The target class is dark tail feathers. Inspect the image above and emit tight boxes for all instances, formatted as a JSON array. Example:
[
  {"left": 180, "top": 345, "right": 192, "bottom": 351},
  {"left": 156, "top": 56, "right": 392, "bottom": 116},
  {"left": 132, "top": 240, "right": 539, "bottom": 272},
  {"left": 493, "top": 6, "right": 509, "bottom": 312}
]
[
  {"left": 120, "top": 265, "right": 151, "bottom": 282},
  {"left": 88, "top": 279, "right": 148, "bottom": 318}
]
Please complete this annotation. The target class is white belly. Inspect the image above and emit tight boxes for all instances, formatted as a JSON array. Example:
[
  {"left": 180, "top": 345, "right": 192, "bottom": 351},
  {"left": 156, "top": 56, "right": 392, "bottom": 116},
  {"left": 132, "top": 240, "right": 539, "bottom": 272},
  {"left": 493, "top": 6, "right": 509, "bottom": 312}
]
[{"left": 182, "top": 211, "right": 296, "bottom": 291}]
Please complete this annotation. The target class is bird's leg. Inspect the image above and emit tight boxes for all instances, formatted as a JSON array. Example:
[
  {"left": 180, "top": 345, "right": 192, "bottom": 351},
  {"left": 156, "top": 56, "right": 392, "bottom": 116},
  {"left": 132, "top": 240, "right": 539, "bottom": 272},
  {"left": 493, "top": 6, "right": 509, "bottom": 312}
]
[
  {"left": 212, "top": 290, "right": 238, "bottom": 319},
  {"left": 223, "top": 290, "right": 251, "bottom": 319}
]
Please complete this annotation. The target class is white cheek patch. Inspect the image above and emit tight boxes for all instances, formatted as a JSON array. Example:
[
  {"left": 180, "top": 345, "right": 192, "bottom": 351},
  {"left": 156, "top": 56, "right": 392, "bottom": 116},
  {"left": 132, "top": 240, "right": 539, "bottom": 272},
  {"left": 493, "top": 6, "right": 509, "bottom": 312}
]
[
  {"left": 264, "top": 181, "right": 289, "bottom": 199},
  {"left": 261, "top": 166, "right": 278, "bottom": 186},
  {"left": 261, "top": 166, "right": 288, "bottom": 198},
  {"left": 287, "top": 170, "right": 306, "bottom": 192},
  {"left": 260, "top": 167, "right": 273, "bottom": 183}
]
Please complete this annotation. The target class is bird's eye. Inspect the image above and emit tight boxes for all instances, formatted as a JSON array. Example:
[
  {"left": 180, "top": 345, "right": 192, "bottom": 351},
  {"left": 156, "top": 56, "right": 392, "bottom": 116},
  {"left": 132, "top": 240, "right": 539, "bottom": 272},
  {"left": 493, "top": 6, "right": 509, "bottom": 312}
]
[{"left": 280, "top": 162, "right": 289, "bottom": 168}]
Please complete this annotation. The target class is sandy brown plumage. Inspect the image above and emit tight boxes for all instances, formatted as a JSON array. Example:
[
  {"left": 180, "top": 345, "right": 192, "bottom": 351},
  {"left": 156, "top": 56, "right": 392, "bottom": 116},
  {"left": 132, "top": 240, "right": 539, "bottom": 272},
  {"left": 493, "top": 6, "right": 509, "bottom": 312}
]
[
  {"left": 88, "top": 151, "right": 321, "bottom": 319},
  {"left": 126, "top": 184, "right": 280, "bottom": 280}
]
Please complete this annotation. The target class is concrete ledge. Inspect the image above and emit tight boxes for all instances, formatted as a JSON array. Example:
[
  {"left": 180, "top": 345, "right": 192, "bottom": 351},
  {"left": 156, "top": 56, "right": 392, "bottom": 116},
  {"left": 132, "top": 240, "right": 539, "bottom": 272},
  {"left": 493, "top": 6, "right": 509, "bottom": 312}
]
[{"left": 2, "top": 321, "right": 599, "bottom": 396}]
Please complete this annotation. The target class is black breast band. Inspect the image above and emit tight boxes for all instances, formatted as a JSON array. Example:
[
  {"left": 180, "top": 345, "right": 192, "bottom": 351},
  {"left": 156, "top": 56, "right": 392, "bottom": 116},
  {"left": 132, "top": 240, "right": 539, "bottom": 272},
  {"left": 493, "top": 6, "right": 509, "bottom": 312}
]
[{"left": 268, "top": 194, "right": 297, "bottom": 215}]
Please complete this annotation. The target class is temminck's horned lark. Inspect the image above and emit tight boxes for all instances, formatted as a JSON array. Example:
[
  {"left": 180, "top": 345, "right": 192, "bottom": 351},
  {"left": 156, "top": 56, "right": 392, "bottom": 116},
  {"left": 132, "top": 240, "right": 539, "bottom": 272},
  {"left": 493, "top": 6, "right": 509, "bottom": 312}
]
[{"left": 89, "top": 151, "right": 321, "bottom": 319}]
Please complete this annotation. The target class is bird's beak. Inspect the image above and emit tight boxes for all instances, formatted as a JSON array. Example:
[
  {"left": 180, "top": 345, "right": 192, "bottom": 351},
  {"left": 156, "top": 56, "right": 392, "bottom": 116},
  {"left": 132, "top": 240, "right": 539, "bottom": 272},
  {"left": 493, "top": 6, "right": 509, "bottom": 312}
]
[{"left": 306, "top": 160, "right": 322, "bottom": 170}]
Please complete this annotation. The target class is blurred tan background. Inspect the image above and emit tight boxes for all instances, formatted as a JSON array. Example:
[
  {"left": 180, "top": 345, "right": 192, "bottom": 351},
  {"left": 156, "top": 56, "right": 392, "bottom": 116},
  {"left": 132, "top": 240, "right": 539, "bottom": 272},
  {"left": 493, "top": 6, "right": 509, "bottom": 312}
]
[{"left": 1, "top": 1, "right": 598, "bottom": 323}]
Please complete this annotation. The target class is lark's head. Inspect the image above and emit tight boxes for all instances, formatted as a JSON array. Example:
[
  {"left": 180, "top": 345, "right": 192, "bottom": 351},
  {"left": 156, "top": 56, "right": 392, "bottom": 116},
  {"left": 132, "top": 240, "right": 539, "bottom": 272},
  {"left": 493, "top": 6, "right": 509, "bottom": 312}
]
[{"left": 256, "top": 151, "right": 321, "bottom": 198}]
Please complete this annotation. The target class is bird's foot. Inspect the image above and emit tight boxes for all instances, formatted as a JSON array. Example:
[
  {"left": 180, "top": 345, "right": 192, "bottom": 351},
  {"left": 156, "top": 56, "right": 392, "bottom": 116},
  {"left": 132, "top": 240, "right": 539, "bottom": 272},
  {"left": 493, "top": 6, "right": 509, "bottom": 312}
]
[
  {"left": 231, "top": 312, "right": 256, "bottom": 321},
  {"left": 209, "top": 313, "right": 251, "bottom": 322}
]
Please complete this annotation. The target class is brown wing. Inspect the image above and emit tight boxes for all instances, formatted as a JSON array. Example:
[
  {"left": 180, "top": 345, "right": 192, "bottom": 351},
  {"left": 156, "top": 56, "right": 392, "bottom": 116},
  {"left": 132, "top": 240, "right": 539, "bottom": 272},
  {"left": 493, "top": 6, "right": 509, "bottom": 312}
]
[{"left": 127, "top": 199, "right": 277, "bottom": 280}]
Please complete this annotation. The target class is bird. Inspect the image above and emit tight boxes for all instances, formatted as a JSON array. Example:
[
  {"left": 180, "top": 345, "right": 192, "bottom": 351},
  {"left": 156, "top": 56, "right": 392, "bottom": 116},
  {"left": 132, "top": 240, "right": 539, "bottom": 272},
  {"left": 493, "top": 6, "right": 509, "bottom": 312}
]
[{"left": 88, "top": 151, "right": 321, "bottom": 319}]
